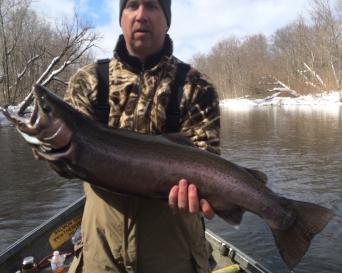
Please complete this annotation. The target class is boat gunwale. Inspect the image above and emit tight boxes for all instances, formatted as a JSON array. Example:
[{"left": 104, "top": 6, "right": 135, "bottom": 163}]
[
  {"left": 205, "top": 229, "right": 273, "bottom": 273},
  {"left": 0, "top": 196, "right": 273, "bottom": 273},
  {"left": 0, "top": 196, "right": 85, "bottom": 265}
]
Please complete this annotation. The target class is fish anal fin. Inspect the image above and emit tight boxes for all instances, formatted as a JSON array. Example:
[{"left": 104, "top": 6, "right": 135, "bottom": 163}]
[
  {"left": 270, "top": 198, "right": 334, "bottom": 269},
  {"left": 216, "top": 207, "right": 245, "bottom": 226}
]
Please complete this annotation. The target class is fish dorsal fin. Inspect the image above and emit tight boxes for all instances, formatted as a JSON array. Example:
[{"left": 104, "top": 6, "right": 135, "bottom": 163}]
[
  {"left": 162, "top": 133, "right": 194, "bottom": 147},
  {"left": 243, "top": 167, "right": 268, "bottom": 184}
]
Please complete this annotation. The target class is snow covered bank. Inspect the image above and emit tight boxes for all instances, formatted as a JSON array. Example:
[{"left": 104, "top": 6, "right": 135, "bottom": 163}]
[
  {"left": 1, "top": 91, "right": 342, "bottom": 126},
  {"left": 220, "top": 90, "right": 342, "bottom": 109}
]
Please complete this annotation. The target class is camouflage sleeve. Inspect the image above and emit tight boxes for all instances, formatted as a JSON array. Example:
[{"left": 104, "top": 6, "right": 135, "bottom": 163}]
[
  {"left": 180, "top": 69, "right": 220, "bottom": 155},
  {"left": 64, "top": 64, "right": 98, "bottom": 119}
]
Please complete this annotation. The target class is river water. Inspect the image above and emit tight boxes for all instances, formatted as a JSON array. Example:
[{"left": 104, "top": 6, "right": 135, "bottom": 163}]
[{"left": 0, "top": 106, "right": 341, "bottom": 273}]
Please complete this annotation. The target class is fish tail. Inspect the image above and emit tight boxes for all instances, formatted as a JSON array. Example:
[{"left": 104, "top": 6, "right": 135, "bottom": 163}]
[{"left": 270, "top": 198, "right": 334, "bottom": 270}]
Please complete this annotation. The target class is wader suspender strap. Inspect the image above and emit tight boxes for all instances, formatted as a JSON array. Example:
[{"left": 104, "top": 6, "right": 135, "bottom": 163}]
[
  {"left": 95, "top": 58, "right": 110, "bottom": 125},
  {"left": 165, "top": 63, "right": 191, "bottom": 133},
  {"left": 95, "top": 59, "right": 190, "bottom": 130}
]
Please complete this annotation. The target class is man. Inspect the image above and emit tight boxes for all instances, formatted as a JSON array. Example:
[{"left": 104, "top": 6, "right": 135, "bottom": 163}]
[{"left": 66, "top": 0, "right": 220, "bottom": 272}]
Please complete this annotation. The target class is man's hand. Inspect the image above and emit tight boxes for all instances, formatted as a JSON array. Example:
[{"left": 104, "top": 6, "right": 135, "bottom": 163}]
[
  {"left": 168, "top": 179, "right": 214, "bottom": 219},
  {"left": 32, "top": 148, "right": 43, "bottom": 160}
]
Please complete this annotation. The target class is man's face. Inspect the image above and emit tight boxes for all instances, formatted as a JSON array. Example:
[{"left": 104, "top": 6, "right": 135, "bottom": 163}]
[{"left": 120, "top": 0, "right": 168, "bottom": 61}]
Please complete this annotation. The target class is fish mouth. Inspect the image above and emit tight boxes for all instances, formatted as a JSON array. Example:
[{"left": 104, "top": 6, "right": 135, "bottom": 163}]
[
  {"left": 1, "top": 85, "right": 73, "bottom": 154},
  {"left": 1, "top": 87, "right": 45, "bottom": 136},
  {"left": 1, "top": 102, "right": 37, "bottom": 134}
]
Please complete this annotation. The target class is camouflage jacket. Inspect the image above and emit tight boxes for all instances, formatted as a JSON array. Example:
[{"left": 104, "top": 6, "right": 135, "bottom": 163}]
[{"left": 65, "top": 35, "right": 220, "bottom": 273}]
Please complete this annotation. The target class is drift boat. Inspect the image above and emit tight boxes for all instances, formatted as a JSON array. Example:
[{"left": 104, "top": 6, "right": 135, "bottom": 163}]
[{"left": 0, "top": 196, "right": 272, "bottom": 273}]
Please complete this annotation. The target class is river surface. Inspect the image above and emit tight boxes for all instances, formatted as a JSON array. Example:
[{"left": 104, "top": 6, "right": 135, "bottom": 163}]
[{"left": 0, "top": 106, "right": 341, "bottom": 273}]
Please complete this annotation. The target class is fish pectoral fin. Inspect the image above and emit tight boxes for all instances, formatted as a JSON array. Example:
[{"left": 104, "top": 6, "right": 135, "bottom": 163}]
[
  {"left": 216, "top": 207, "right": 245, "bottom": 226},
  {"left": 47, "top": 161, "right": 77, "bottom": 179},
  {"left": 270, "top": 198, "right": 334, "bottom": 270},
  {"left": 243, "top": 167, "right": 268, "bottom": 184}
]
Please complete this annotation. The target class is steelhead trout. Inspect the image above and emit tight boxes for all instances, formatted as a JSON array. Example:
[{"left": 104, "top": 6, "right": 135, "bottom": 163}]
[{"left": 2, "top": 84, "right": 334, "bottom": 270}]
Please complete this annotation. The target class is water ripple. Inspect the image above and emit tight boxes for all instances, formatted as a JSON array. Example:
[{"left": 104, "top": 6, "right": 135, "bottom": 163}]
[{"left": 1, "top": 107, "right": 342, "bottom": 272}]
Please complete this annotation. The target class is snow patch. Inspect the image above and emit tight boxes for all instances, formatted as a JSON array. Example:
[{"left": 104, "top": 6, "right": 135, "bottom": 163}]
[
  {"left": 220, "top": 90, "right": 342, "bottom": 109},
  {"left": 1, "top": 91, "right": 342, "bottom": 126}
]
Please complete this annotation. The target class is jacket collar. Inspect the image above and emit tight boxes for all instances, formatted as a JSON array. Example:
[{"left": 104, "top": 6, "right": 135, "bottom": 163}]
[{"left": 114, "top": 34, "right": 173, "bottom": 72}]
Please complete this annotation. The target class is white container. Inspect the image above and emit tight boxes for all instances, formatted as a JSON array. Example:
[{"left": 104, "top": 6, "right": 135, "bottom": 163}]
[{"left": 50, "top": 250, "right": 65, "bottom": 273}]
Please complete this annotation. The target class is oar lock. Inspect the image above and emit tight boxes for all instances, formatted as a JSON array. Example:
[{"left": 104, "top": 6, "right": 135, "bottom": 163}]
[{"left": 219, "top": 243, "right": 230, "bottom": 256}]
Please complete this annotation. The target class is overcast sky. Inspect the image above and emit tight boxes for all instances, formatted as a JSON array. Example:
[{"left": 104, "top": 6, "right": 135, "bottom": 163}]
[{"left": 31, "top": 0, "right": 329, "bottom": 62}]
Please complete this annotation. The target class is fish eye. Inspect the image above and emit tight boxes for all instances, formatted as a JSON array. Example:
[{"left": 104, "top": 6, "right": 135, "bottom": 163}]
[{"left": 42, "top": 104, "right": 51, "bottom": 113}]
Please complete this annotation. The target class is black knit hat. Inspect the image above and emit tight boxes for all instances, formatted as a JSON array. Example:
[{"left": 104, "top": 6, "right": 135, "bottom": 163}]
[{"left": 119, "top": 0, "right": 171, "bottom": 27}]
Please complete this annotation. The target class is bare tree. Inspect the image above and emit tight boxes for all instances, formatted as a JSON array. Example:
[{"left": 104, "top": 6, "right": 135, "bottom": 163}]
[
  {"left": 0, "top": 0, "right": 31, "bottom": 103},
  {"left": 0, "top": 0, "right": 99, "bottom": 114},
  {"left": 190, "top": 0, "right": 341, "bottom": 99},
  {"left": 240, "top": 34, "right": 272, "bottom": 94},
  {"left": 192, "top": 34, "right": 272, "bottom": 99},
  {"left": 271, "top": 17, "right": 317, "bottom": 93},
  {"left": 18, "top": 12, "right": 99, "bottom": 114},
  {"left": 309, "top": 0, "right": 341, "bottom": 89}
]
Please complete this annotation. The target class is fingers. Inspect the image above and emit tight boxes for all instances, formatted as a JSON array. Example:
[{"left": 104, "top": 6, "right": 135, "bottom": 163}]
[
  {"left": 32, "top": 148, "right": 43, "bottom": 160},
  {"left": 178, "top": 179, "right": 188, "bottom": 210},
  {"left": 200, "top": 199, "right": 215, "bottom": 219},
  {"left": 168, "top": 179, "right": 213, "bottom": 218},
  {"left": 188, "top": 184, "right": 199, "bottom": 214},
  {"left": 177, "top": 179, "right": 200, "bottom": 214},
  {"left": 168, "top": 185, "right": 179, "bottom": 214},
  {"left": 168, "top": 179, "right": 191, "bottom": 214}
]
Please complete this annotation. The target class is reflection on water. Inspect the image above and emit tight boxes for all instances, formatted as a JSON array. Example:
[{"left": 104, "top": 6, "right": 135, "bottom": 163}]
[
  {"left": 206, "top": 106, "right": 342, "bottom": 273},
  {"left": 0, "top": 106, "right": 341, "bottom": 273},
  {"left": 0, "top": 125, "right": 83, "bottom": 252}
]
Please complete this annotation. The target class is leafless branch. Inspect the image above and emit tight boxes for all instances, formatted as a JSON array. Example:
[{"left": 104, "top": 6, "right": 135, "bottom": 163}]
[
  {"left": 17, "top": 10, "right": 98, "bottom": 114},
  {"left": 51, "top": 77, "right": 69, "bottom": 86},
  {"left": 16, "top": 54, "right": 41, "bottom": 82},
  {"left": 303, "top": 62, "right": 327, "bottom": 88}
]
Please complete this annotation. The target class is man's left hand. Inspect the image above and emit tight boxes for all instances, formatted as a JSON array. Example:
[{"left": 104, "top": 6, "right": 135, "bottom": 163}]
[{"left": 168, "top": 179, "right": 215, "bottom": 219}]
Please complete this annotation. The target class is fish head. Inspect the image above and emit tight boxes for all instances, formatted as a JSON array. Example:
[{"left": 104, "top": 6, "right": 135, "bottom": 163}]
[
  {"left": 32, "top": 84, "right": 64, "bottom": 129},
  {"left": 1, "top": 84, "right": 73, "bottom": 151}
]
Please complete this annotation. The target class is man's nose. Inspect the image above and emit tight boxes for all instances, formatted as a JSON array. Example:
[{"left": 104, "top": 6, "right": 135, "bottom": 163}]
[{"left": 135, "top": 5, "right": 148, "bottom": 21}]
